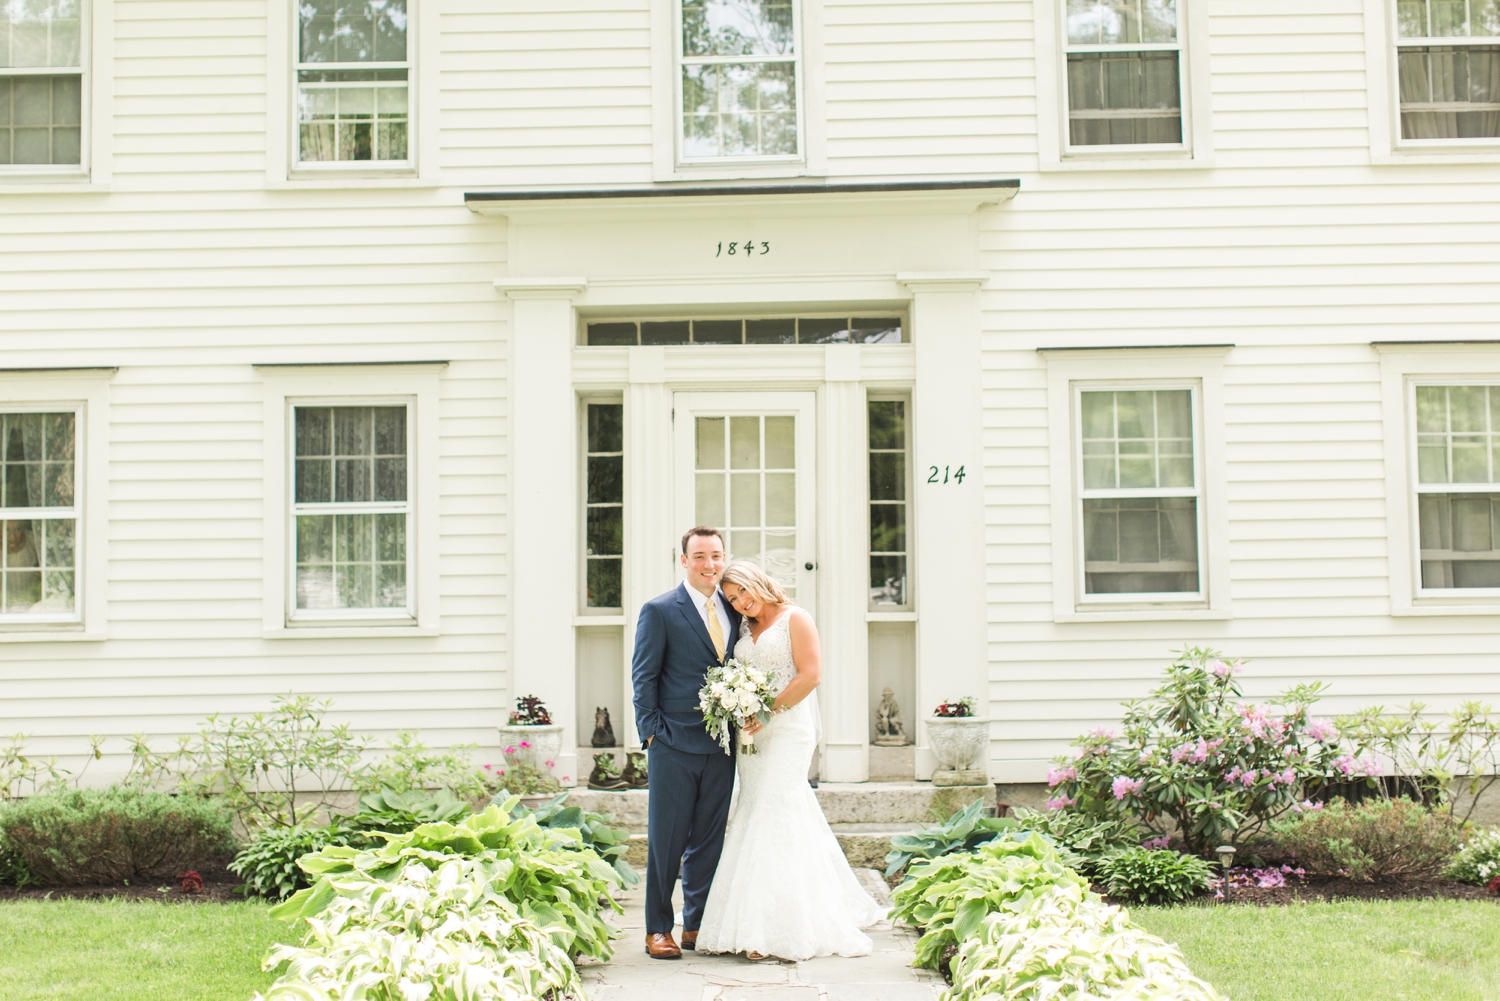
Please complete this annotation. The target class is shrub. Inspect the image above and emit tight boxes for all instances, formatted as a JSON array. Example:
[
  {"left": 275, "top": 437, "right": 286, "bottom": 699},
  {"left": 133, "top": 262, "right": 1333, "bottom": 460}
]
[
  {"left": 1046, "top": 646, "right": 1355, "bottom": 854},
  {"left": 229, "top": 824, "right": 352, "bottom": 901},
  {"left": 0, "top": 830, "right": 35, "bottom": 887},
  {"left": 1445, "top": 826, "right": 1500, "bottom": 885},
  {"left": 0, "top": 733, "right": 69, "bottom": 801},
  {"left": 884, "top": 799, "right": 1021, "bottom": 877},
  {"left": 1338, "top": 701, "right": 1500, "bottom": 823},
  {"left": 255, "top": 856, "right": 580, "bottom": 1001},
  {"left": 1271, "top": 797, "right": 1462, "bottom": 882},
  {"left": 490, "top": 758, "right": 563, "bottom": 797},
  {"left": 1010, "top": 806, "right": 1142, "bottom": 878},
  {"left": 352, "top": 732, "right": 493, "bottom": 801},
  {"left": 0, "top": 786, "right": 234, "bottom": 885},
  {"left": 1093, "top": 848, "right": 1215, "bottom": 905},
  {"left": 509, "top": 791, "right": 639, "bottom": 887}
]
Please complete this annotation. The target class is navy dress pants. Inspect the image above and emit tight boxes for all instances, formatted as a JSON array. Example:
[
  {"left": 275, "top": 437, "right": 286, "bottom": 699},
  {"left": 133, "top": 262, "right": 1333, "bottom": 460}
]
[{"left": 645, "top": 740, "right": 735, "bottom": 935}]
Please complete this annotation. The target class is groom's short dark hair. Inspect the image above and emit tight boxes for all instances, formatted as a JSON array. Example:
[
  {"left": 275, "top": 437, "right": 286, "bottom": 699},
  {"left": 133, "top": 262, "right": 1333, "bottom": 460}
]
[{"left": 681, "top": 526, "right": 725, "bottom": 554}]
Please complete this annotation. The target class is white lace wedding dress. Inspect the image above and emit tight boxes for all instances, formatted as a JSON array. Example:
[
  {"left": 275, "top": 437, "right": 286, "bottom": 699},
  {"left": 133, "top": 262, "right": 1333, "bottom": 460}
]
[{"left": 695, "top": 611, "right": 884, "bottom": 960}]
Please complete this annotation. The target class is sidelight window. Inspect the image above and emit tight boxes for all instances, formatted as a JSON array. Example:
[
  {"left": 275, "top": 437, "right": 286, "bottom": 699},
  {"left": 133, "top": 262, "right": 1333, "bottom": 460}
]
[
  {"left": 1077, "top": 387, "right": 1202, "bottom": 597},
  {"left": 0, "top": 411, "right": 77, "bottom": 619},
  {"left": 868, "top": 399, "right": 910, "bottom": 608},
  {"left": 1063, "top": 0, "right": 1184, "bottom": 147},
  {"left": 1413, "top": 384, "right": 1500, "bottom": 589},
  {"left": 296, "top": 0, "right": 410, "bottom": 165},
  {"left": 584, "top": 402, "right": 623, "bottom": 609},
  {"left": 679, "top": 0, "right": 800, "bottom": 160},
  {"left": 292, "top": 404, "right": 411, "bottom": 616},
  {"left": 1, "top": 0, "right": 84, "bottom": 168},
  {"left": 1395, "top": 0, "right": 1500, "bottom": 141}
]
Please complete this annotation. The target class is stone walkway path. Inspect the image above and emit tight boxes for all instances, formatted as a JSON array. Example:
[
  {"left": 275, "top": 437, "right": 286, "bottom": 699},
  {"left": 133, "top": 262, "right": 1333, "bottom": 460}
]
[{"left": 581, "top": 871, "right": 943, "bottom": 1001}]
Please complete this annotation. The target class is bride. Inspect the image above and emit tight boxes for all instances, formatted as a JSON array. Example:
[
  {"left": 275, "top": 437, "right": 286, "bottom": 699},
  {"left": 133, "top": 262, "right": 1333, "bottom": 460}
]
[{"left": 694, "top": 562, "right": 883, "bottom": 961}]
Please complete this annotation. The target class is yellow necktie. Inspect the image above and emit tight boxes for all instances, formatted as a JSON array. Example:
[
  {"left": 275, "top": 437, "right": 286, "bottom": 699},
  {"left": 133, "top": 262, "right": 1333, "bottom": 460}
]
[{"left": 705, "top": 594, "right": 726, "bottom": 662}]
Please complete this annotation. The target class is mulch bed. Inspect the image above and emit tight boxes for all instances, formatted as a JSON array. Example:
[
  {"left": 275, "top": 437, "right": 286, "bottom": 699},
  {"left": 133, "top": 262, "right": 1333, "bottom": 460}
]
[
  {"left": 1094, "top": 874, "right": 1497, "bottom": 908},
  {"left": 0, "top": 855, "right": 247, "bottom": 904}
]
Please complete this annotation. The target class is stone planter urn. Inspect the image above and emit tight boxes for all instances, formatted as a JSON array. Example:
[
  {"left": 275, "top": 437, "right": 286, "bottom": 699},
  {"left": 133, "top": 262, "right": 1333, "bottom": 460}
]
[
  {"left": 926, "top": 715, "right": 990, "bottom": 787},
  {"left": 498, "top": 723, "right": 565, "bottom": 772}
]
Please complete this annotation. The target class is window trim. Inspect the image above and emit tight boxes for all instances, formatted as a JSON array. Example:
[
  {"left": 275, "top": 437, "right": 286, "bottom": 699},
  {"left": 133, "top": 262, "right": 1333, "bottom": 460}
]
[
  {"left": 1042, "top": 347, "right": 1230, "bottom": 621},
  {"left": 0, "top": 371, "right": 108, "bottom": 641},
  {"left": 260, "top": 364, "right": 441, "bottom": 637},
  {"left": 0, "top": 0, "right": 89, "bottom": 179},
  {"left": 867, "top": 391, "right": 912, "bottom": 612},
  {"left": 0, "top": 404, "right": 82, "bottom": 625},
  {"left": 649, "top": 0, "right": 827, "bottom": 181},
  {"left": 579, "top": 394, "right": 624, "bottom": 615},
  {"left": 287, "top": 399, "right": 415, "bottom": 623},
  {"left": 1034, "top": 0, "right": 1213, "bottom": 170}
]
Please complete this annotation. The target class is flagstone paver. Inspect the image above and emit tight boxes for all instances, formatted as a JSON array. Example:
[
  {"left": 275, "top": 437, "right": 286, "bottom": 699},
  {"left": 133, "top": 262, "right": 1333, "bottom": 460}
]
[{"left": 582, "top": 870, "right": 943, "bottom": 1001}]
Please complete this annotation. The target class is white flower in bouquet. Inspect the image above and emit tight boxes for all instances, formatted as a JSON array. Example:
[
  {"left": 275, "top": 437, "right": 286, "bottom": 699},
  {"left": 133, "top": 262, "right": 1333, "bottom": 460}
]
[{"left": 698, "top": 658, "right": 781, "bottom": 755}]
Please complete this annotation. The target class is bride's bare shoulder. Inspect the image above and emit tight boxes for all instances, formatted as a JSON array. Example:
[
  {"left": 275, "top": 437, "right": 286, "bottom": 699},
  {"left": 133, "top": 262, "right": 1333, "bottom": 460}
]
[{"left": 785, "top": 605, "right": 816, "bottom": 631}]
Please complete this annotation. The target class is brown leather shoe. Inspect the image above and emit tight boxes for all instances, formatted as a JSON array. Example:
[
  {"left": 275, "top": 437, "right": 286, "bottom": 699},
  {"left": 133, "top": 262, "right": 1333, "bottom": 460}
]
[
  {"left": 645, "top": 932, "right": 681, "bottom": 959},
  {"left": 680, "top": 930, "right": 698, "bottom": 951}
]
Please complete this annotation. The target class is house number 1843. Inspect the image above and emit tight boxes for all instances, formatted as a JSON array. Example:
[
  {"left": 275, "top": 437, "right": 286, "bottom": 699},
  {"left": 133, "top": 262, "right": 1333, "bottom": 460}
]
[
  {"left": 716, "top": 240, "right": 770, "bottom": 257},
  {"left": 928, "top": 465, "right": 966, "bottom": 484}
]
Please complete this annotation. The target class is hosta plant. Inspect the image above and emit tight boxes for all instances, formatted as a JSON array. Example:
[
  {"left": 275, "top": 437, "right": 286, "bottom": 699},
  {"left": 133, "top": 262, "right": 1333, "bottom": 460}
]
[
  {"left": 946, "top": 881, "right": 1224, "bottom": 1001},
  {"left": 1045, "top": 646, "right": 1355, "bottom": 853},
  {"left": 1093, "top": 848, "right": 1216, "bottom": 905},
  {"left": 509, "top": 791, "right": 640, "bottom": 887},
  {"left": 884, "top": 799, "right": 1022, "bottom": 878},
  {"left": 1009, "top": 806, "right": 1142, "bottom": 879},
  {"left": 1446, "top": 826, "right": 1500, "bottom": 885},
  {"left": 230, "top": 824, "right": 353, "bottom": 901},
  {"left": 255, "top": 856, "right": 579, "bottom": 1001}
]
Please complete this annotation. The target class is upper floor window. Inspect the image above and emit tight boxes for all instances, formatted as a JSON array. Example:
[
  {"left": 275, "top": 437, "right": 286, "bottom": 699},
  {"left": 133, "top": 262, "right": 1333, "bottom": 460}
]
[
  {"left": 1396, "top": 0, "right": 1500, "bottom": 141},
  {"left": 1, "top": 0, "right": 83, "bottom": 168},
  {"left": 296, "top": 0, "right": 410, "bottom": 165},
  {"left": 1, "top": 411, "right": 78, "bottom": 620},
  {"left": 679, "top": 0, "right": 799, "bottom": 161},
  {"left": 1063, "top": 0, "right": 1183, "bottom": 147},
  {"left": 1077, "top": 387, "right": 1201, "bottom": 598},
  {"left": 1413, "top": 384, "right": 1500, "bottom": 589}
]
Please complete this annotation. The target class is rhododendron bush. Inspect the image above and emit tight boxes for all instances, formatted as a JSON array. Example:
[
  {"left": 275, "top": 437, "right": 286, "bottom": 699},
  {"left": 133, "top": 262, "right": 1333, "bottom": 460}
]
[{"left": 1045, "top": 647, "right": 1357, "bottom": 854}]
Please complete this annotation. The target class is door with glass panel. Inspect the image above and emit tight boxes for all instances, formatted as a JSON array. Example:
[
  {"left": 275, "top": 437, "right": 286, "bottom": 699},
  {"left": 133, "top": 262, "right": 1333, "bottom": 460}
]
[{"left": 673, "top": 393, "right": 817, "bottom": 614}]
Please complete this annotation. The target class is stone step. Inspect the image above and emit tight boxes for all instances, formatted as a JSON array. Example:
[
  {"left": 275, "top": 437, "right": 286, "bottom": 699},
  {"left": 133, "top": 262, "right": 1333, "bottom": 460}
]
[{"left": 618, "top": 824, "right": 921, "bottom": 871}]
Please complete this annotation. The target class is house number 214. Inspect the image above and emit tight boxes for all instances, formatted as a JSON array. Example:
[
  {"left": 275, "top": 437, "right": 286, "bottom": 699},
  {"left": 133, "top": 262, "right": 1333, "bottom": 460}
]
[{"left": 928, "top": 465, "right": 966, "bottom": 484}]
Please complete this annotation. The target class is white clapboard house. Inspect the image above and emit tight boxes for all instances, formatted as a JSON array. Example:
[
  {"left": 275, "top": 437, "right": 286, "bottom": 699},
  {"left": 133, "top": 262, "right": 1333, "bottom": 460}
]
[{"left": 2, "top": 0, "right": 1499, "bottom": 787}]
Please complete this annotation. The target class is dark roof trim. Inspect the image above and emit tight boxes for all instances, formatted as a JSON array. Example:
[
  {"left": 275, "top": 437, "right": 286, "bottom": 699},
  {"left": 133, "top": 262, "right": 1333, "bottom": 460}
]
[
  {"left": 253, "top": 360, "right": 450, "bottom": 368},
  {"left": 465, "top": 178, "right": 1020, "bottom": 204},
  {"left": 1036, "top": 344, "right": 1235, "bottom": 352},
  {"left": 0, "top": 366, "right": 119, "bottom": 373},
  {"left": 1371, "top": 340, "right": 1500, "bottom": 346}
]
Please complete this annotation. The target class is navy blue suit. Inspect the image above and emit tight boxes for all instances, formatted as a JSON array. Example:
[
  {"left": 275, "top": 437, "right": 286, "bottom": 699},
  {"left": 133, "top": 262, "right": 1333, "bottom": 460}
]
[{"left": 631, "top": 582, "right": 742, "bottom": 936}]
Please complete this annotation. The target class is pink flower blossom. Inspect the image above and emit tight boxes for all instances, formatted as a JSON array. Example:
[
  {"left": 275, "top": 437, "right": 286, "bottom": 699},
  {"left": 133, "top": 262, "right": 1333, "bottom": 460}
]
[
  {"left": 1211, "top": 659, "right": 1241, "bottom": 679},
  {"left": 1142, "top": 835, "right": 1171, "bottom": 850},
  {"left": 1046, "top": 764, "right": 1077, "bottom": 787},
  {"left": 1112, "top": 776, "right": 1143, "bottom": 800},
  {"left": 519, "top": 741, "right": 532, "bottom": 749},
  {"left": 1238, "top": 770, "right": 1259, "bottom": 787},
  {"left": 484, "top": 764, "right": 493, "bottom": 771},
  {"left": 1333, "top": 755, "right": 1380, "bottom": 777},
  {"left": 1225, "top": 766, "right": 1243, "bottom": 782},
  {"left": 1303, "top": 718, "right": 1338, "bottom": 742},
  {"left": 1087, "top": 727, "right": 1119, "bottom": 742},
  {"left": 1293, "top": 799, "right": 1323, "bottom": 813},
  {"left": 504, "top": 747, "right": 516, "bottom": 755},
  {"left": 544, "top": 760, "right": 554, "bottom": 768},
  {"left": 1278, "top": 768, "right": 1296, "bottom": 786},
  {"left": 1171, "top": 744, "right": 1192, "bottom": 764},
  {"left": 1044, "top": 795, "right": 1075, "bottom": 810}
]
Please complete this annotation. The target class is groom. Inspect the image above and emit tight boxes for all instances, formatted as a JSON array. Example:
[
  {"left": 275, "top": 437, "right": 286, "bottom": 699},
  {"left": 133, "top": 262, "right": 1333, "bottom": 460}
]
[{"left": 631, "top": 526, "right": 742, "bottom": 960}]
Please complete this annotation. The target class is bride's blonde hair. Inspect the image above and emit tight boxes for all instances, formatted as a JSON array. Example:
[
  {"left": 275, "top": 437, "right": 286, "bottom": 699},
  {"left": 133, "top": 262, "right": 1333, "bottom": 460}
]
[{"left": 720, "top": 561, "right": 792, "bottom": 614}]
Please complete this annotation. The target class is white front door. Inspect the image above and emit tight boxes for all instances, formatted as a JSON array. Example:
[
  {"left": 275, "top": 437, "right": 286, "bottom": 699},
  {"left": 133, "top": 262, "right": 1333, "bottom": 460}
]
[{"left": 673, "top": 392, "right": 817, "bottom": 615}]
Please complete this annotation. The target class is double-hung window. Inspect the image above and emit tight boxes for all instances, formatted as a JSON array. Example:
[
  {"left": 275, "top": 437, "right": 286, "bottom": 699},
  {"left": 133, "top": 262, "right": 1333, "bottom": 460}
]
[
  {"left": 0, "top": 411, "right": 78, "bottom": 620},
  {"left": 292, "top": 405, "right": 411, "bottom": 619},
  {"left": 1063, "top": 0, "right": 1183, "bottom": 147},
  {"left": 679, "top": 0, "right": 799, "bottom": 160},
  {"left": 1412, "top": 384, "right": 1500, "bottom": 590},
  {"left": 1395, "top": 0, "right": 1500, "bottom": 141},
  {"left": 296, "top": 0, "right": 410, "bottom": 165},
  {"left": 1, "top": 0, "right": 83, "bottom": 168},
  {"left": 1076, "top": 388, "right": 1202, "bottom": 598}
]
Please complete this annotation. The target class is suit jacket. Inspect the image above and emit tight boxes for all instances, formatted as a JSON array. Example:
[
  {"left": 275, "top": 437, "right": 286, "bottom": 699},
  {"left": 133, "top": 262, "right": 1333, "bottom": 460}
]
[{"left": 632, "top": 582, "right": 743, "bottom": 755}]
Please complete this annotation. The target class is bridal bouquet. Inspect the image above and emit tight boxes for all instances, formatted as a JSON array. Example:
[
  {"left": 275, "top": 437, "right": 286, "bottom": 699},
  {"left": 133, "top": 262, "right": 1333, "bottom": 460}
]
[{"left": 699, "top": 659, "right": 779, "bottom": 755}]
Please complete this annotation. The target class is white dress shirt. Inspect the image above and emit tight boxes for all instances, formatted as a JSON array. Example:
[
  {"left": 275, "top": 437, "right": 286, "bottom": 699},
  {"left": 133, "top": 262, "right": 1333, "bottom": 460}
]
[{"left": 681, "top": 579, "right": 732, "bottom": 653}]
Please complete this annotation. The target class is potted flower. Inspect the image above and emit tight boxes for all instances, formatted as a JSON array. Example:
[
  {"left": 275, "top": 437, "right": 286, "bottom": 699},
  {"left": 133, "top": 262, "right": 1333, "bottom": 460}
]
[
  {"left": 498, "top": 694, "right": 565, "bottom": 780},
  {"left": 484, "top": 758, "right": 563, "bottom": 811},
  {"left": 926, "top": 697, "right": 990, "bottom": 786}
]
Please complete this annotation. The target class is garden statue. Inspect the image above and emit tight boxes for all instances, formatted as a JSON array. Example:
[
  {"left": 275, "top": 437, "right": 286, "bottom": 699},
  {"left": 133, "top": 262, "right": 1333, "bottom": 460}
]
[
  {"left": 587, "top": 751, "right": 628, "bottom": 790},
  {"left": 874, "top": 687, "right": 911, "bottom": 746},
  {"left": 591, "top": 706, "right": 617, "bottom": 747},
  {"left": 621, "top": 749, "right": 649, "bottom": 789}
]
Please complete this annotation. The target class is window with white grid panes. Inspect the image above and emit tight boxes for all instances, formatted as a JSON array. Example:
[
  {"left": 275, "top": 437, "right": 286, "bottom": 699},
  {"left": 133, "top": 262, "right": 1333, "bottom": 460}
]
[
  {"left": 680, "top": 0, "right": 799, "bottom": 160},
  {"left": 584, "top": 402, "right": 623, "bottom": 610},
  {"left": 695, "top": 414, "right": 798, "bottom": 597},
  {"left": 1395, "top": 0, "right": 1500, "bottom": 141},
  {"left": 0, "top": 411, "right": 78, "bottom": 619},
  {"left": 292, "top": 405, "right": 411, "bottom": 616},
  {"left": 1063, "top": 0, "right": 1184, "bottom": 147},
  {"left": 868, "top": 399, "right": 910, "bottom": 609},
  {"left": 1413, "top": 384, "right": 1500, "bottom": 589},
  {"left": 1, "top": 0, "right": 84, "bottom": 167},
  {"left": 584, "top": 316, "right": 902, "bottom": 345},
  {"left": 296, "top": 0, "right": 410, "bottom": 164},
  {"left": 1077, "top": 388, "right": 1202, "bottom": 597}
]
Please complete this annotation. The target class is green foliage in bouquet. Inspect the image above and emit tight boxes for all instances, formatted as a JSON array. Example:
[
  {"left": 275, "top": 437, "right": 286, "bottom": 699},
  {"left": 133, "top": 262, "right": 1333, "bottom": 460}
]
[
  {"left": 699, "top": 659, "right": 779, "bottom": 755},
  {"left": 506, "top": 791, "right": 640, "bottom": 888},
  {"left": 890, "top": 832, "right": 1090, "bottom": 971},
  {"left": 254, "top": 855, "right": 580, "bottom": 1001},
  {"left": 1446, "top": 826, "right": 1500, "bottom": 885},
  {"left": 1271, "top": 797, "right": 1462, "bottom": 882},
  {"left": 1093, "top": 848, "right": 1216, "bottom": 905},
  {"left": 272, "top": 800, "right": 624, "bottom": 963}
]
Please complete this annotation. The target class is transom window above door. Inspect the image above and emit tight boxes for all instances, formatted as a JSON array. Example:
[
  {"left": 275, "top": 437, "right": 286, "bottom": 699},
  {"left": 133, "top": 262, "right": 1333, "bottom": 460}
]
[
  {"left": 679, "top": 0, "right": 800, "bottom": 160},
  {"left": 584, "top": 316, "right": 903, "bottom": 346}
]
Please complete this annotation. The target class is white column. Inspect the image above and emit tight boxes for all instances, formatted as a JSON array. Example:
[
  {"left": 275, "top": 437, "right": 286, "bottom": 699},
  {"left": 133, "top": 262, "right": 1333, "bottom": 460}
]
[
  {"left": 498, "top": 278, "right": 586, "bottom": 782},
  {"left": 818, "top": 344, "right": 871, "bottom": 782},
  {"left": 622, "top": 346, "right": 675, "bottom": 749},
  {"left": 901, "top": 273, "right": 989, "bottom": 781}
]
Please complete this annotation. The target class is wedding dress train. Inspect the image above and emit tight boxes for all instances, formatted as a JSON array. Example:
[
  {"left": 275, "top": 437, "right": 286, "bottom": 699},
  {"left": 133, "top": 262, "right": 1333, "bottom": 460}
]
[{"left": 695, "top": 612, "right": 883, "bottom": 960}]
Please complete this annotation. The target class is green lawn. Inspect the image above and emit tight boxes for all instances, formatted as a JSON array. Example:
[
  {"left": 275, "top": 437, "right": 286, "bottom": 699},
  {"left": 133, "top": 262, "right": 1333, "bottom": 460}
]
[
  {"left": 0, "top": 899, "right": 300, "bottom": 1001},
  {"left": 1135, "top": 899, "right": 1500, "bottom": 1001}
]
